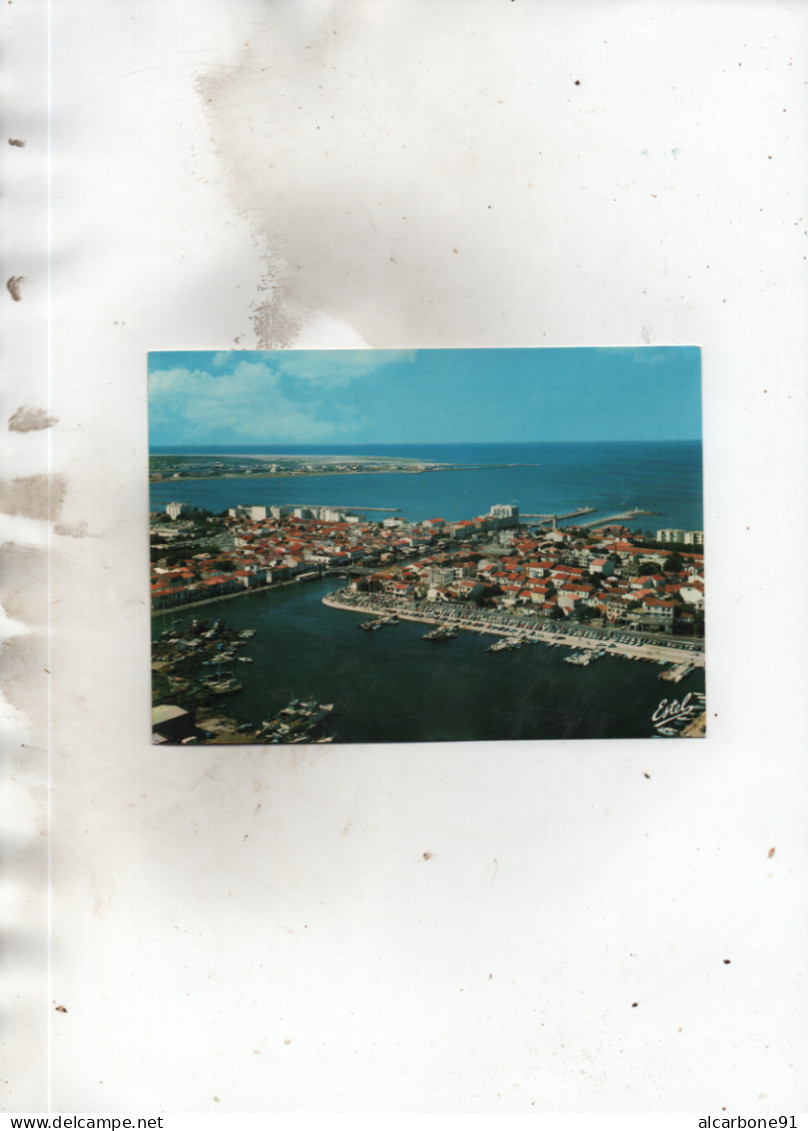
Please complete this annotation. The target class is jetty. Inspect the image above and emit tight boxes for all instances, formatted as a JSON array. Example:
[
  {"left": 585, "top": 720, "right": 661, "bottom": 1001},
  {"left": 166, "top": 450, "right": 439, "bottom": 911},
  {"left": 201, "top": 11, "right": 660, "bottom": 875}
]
[
  {"left": 521, "top": 506, "right": 657, "bottom": 528},
  {"left": 520, "top": 506, "right": 596, "bottom": 521},
  {"left": 659, "top": 662, "right": 695, "bottom": 683},
  {"left": 577, "top": 507, "right": 657, "bottom": 528}
]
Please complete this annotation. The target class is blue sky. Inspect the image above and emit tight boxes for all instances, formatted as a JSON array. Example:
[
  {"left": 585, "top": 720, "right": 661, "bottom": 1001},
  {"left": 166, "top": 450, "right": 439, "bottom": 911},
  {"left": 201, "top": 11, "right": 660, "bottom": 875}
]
[{"left": 148, "top": 347, "right": 701, "bottom": 445}]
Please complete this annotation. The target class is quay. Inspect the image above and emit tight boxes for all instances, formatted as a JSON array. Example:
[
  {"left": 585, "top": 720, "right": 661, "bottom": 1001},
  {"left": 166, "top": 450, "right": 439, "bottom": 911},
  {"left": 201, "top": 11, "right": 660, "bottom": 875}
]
[{"left": 321, "top": 589, "right": 705, "bottom": 668}]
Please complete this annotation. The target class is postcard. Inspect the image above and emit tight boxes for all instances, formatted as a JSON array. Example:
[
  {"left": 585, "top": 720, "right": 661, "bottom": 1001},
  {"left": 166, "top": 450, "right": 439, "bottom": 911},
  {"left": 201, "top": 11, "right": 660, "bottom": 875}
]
[{"left": 149, "top": 346, "right": 704, "bottom": 745}]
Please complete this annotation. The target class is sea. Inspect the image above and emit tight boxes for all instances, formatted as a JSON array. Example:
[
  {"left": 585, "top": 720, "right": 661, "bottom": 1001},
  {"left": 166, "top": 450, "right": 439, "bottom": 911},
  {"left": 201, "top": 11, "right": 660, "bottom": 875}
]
[{"left": 150, "top": 442, "right": 705, "bottom": 742}]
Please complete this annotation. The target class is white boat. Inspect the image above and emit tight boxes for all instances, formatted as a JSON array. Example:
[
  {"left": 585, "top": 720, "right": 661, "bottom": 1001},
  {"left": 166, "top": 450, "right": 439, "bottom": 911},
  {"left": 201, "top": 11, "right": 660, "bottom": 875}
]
[{"left": 209, "top": 677, "right": 243, "bottom": 695}]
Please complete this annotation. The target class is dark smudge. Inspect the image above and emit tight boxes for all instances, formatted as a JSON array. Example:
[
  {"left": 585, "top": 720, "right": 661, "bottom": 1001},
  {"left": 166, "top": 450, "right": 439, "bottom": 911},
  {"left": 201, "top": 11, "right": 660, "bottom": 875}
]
[
  {"left": 7, "top": 276, "right": 26, "bottom": 302},
  {"left": 8, "top": 406, "right": 59, "bottom": 432},
  {"left": 0, "top": 474, "right": 66, "bottom": 521},
  {"left": 54, "top": 521, "right": 89, "bottom": 539}
]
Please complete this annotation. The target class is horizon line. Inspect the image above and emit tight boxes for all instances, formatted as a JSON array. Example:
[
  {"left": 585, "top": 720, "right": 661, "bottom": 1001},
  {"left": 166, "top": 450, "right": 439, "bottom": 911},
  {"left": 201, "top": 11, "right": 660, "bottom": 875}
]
[{"left": 150, "top": 438, "right": 702, "bottom": 449}]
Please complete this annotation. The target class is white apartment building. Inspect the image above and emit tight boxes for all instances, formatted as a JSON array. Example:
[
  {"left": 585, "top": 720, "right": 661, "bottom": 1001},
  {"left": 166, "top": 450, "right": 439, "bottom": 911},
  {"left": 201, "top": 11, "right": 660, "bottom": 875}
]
[{"left": 656, "top": 528, "right": 704, "bottom": 546}]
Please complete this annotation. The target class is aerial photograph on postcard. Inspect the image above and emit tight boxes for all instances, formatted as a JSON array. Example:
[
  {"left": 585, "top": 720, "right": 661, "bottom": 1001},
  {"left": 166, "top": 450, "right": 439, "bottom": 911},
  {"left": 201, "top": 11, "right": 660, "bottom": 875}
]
[{"left": 148, "top": 347, "right": 705, "bottom": 745}]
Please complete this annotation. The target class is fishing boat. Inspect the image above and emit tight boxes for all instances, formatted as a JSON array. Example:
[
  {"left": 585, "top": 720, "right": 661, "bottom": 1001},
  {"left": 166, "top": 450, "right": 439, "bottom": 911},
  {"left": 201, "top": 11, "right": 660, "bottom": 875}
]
[
  {"left": 209, "top": 677, "right": 243, "bottom": 696},
  {"left": 423, "top": 624, "right": 457, "bottom": 641},
  {"left": 260, "top": 698, "right": 334, "bottom": 741}
]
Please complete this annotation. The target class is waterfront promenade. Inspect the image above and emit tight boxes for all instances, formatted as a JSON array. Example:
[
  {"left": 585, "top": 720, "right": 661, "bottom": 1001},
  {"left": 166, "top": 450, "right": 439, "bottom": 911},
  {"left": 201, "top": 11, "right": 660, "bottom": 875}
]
[{"left": 322, "top": 589, "right": 705, "bottom": 667}]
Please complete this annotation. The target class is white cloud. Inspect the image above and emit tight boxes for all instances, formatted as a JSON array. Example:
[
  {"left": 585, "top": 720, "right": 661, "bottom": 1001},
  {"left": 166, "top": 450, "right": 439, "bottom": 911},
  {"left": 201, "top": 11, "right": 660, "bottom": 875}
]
[
  {"left": 274, "top": 349, "right": 415, "bottom": 387},
  {"left": 148, "top": 350, "right": 419, "bottom": 442},
  {"left": 148, "top": 360, "right": 366, "bottom": 443}
]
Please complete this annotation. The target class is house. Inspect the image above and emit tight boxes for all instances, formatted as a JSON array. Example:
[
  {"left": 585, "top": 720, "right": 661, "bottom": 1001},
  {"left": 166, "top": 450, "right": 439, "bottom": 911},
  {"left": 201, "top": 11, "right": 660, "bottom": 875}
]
[
  {"left": 606, "top": 594, "right": 634, "bottom": 622},
  {"left": 679, "top": 584, "right": 705, "bottom": 609},
  {"left": 557, "top": 591, "right": 586, "bottom": 613},
  {"left": 588, "top": 557, "right": 615, "bottom": 577},
  {"left": 638, "top": 597, "right": 679, "bottom": 633}
]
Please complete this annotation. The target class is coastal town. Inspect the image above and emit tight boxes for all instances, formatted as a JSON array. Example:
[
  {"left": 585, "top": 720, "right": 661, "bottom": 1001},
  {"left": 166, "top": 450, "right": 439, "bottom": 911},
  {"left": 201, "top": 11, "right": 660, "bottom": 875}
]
[{"left": 151, "top": 500, "right": 705, "bottom": 743}]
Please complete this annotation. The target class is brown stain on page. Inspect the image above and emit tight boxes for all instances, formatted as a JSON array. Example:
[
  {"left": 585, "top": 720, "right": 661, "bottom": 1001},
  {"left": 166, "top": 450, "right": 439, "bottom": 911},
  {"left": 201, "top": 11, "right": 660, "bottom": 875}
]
[
  {"left": 6, "top": 276, "right": 26, "bottom": 301},
  {"left": 196, "top": 9, "right": 557, "bottom": 350},
  {"left": 0, "top": 543, "right": 48, "bottom": 623},
  {"left": 54, "top": 521, "right": 90, "bottom": 539},
  {"left": 251, "top": 268, "right": 304, "bottom": 350},
  {"left": 8, "top": 138, "right": 26, "bottom": 147},
  {"left": 2, "top": 633, "right": 48, "bottom": 725},
  {"left": 8, "top": 406, "right": 58, "bottom": 432},
  {"left": 0, "top": 474, "right": 66, "bottom": 521}
]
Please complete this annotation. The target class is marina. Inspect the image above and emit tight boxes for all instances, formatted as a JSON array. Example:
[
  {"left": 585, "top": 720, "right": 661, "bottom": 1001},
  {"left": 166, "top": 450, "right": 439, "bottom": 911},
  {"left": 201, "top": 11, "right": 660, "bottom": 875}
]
[{"left": 151, "top": 578, "right": 706, "bottom": 744}]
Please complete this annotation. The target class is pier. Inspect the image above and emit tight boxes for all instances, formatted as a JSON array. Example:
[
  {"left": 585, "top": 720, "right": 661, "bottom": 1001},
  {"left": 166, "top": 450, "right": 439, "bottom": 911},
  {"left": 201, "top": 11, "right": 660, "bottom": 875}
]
[
  {"left": 520, "top": 506, "right": 596, "bottom": 521},
  {"left": 519, "top": 506, "right": 656, "bottom": 527},
  {"left": 576, "top": 507, "right": 657, "bottom": 528}
]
